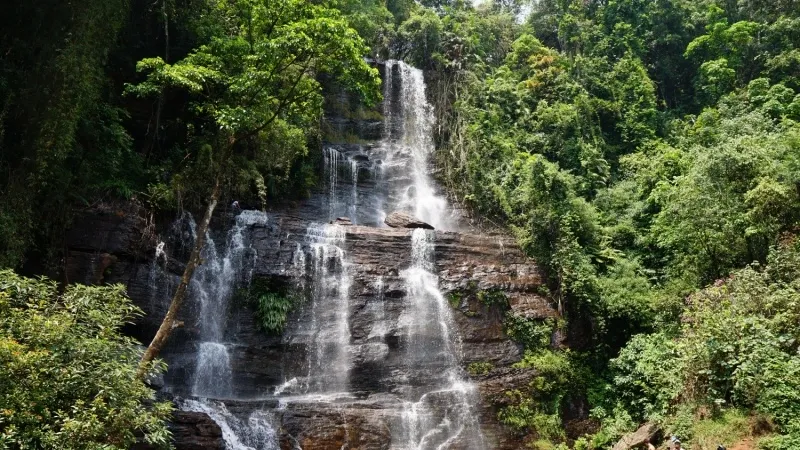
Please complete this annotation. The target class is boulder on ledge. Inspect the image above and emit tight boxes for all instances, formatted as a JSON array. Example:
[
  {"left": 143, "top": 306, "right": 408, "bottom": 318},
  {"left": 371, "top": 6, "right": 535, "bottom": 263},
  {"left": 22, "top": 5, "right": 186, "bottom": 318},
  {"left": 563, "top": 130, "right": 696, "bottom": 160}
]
[
  {"left": 331, "top": 217, "right": 353, "bottom": 226},
  {"left": 612, "top": 422, "right": 659, "bottom": 450},
  {"left": 384, "top": 211, "right": 434, "bottom": 230}
]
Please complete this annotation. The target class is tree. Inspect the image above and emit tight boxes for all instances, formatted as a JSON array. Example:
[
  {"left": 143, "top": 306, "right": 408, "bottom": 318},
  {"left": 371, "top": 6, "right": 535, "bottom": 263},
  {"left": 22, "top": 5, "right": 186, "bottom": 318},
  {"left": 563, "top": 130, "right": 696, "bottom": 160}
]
[
  {"left": 129, "top": 0, "right": 380, "bottom": 376},
  {"left": 0, "top": 270, "right": 171, "bottom": 448},
  {"left": 0, "top": 0, "right": 130, "bottom": 269}
]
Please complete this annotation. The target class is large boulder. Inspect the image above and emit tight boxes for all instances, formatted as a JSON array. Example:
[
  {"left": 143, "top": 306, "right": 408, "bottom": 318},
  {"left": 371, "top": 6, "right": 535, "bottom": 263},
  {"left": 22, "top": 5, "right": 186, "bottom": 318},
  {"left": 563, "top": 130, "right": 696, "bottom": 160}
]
[
  {"left": 612, "top": 422, "right": 659, "bottom": 450},
  {"left": 131, "top": 411, "right": 224, "bottom": 450},
  {"left": 383, "top": 211, "right": 434, "bottom": 229},
  {"left": 171, "top": 411, "right": 225, "bottom": 450}
]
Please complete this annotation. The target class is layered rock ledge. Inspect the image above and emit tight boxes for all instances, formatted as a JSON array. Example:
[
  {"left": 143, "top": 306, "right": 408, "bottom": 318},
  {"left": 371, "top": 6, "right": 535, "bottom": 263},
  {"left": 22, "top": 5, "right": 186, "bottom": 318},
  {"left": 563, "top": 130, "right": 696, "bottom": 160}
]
[{"left": 64, "top": 203, "right": 556, "bottom": 449}]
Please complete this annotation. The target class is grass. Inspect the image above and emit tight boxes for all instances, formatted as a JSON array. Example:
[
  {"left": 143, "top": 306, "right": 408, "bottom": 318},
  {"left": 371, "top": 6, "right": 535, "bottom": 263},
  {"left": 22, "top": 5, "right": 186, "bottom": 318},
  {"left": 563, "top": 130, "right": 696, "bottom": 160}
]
[{"left": 688, "top": 409, "right": 754, "bottom": 450}]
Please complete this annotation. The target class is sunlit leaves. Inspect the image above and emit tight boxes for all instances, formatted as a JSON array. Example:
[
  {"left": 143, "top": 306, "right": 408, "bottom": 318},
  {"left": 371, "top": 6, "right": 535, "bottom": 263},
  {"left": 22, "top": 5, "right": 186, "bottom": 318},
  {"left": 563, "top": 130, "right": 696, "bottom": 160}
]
[
  {"left": 0, "top": 271, "right": 171, "bottom": 448},
  {"left": 126, "top": 0, "right": 380, "bottom": 206}
]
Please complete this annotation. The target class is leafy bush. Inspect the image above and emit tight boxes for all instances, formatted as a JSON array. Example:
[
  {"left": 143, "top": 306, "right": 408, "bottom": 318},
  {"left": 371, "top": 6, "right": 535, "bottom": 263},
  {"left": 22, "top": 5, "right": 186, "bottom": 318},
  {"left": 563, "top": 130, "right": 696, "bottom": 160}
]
[
  {"left": 467, "top": 361, "right": 494, "bottom": 376},
  {"left": 603, "top": 240, "right": 800, "bottom": 444},
  {"left": 497, "top": 350, "right": 580, "bottom": 443},
  {"left": 609, "top": 331, "right": 682, "bottom": 422},
  {"left": 253, "top": 292, "right": 298, "bottom": 333},
  {"left": 504, "top": 315, "right": 555, "bottom": 352},
  {"left": 691, "top": 409, "right": 750, "bottom": 450},
  {"left": 240, "top": 280, "right": 301, "bottom": 334},
  {"left": 476, "top": 289, "right": 509, "bottom": 307},
  {"left": 0, "top": 270, "right": 171, "bottom": 448}
]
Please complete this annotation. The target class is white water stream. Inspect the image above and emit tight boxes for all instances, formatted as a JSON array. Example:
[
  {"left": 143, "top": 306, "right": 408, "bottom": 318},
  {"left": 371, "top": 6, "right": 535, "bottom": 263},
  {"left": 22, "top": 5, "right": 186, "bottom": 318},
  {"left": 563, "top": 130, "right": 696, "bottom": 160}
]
[
  {"left": 167, "top": 210, "right": 281, "bottom": 449},
  {"left": 154, "top": 61, "right": 483, "bottom": 449}
]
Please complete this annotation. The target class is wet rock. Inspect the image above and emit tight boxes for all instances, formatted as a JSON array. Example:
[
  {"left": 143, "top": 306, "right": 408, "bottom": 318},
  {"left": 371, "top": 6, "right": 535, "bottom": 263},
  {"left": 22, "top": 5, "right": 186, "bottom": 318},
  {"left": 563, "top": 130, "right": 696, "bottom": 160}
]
[
  {"left": 508, "top": 293, "right": 559, "bottom": 319},
  {"left": 65, "top": 202, "right": 150, "bottom": 255},
  {"left": 133, "top": 411, "right": 224, "bottom": 450},
  {"left": 170, "top": 411, "right": 225, "bottom": 450},
  {"left": 65, "top": 251, "right": 118, "bottom": 285},
  {"left": 384, "top": 211, "right": 434, "bottom": 229},
  {"left": 279, "top": 402, "right": 392, "bottom": 450},
  {"left": 65, "top": 202, "right": 551, "bottom": 448},
  {"left": 332, "top": 217, "right": 353, "bottom": 225}
]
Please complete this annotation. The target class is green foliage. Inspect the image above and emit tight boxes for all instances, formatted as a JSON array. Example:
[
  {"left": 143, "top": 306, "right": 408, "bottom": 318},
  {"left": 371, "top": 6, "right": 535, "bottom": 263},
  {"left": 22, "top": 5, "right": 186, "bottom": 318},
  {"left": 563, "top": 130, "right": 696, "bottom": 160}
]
[
  {"left": 499, "top": 349, "right": 579, "bottom": 443},
  {"left": 127, "top": 0, "right": 381, "bottom": 208},
  {"left": 609, "top": 331, "right": 683, "bottom": 422},
  {"left": 588, "top": 405, "right": 637, "bottom": 449},
  {"left": 333, "top": 0, "right": 395, "bottom": 57},
  {"left": 504, "top": 315, "right": 554, "bottom": 352},
  {"left": 760, "top": 423, "right": 800, "bottom": 450},
  {"left": 253, "top": 292, "right": 297, "bottom": 334},
  {"left": 476, "top": 289, "right": 508, "bottom": 307},
  {"left": 498, "top": 392, "right": 565, "bottom": 442},
  {"left": 0, "top": 0, "right": 131, "bottom": 269},
  {"left": 467, "top": 361, "right": 494, "bottom": 376},
  {"left": 0, "top": 270, "right": 171, "bottom": 448},
  {"left": 396, "top": 8, "right": 443, "bottom": 68},
  {"left": 690, "top": 409, "right": 750, "bottom": 450},
  {"left": 447, "top": 291, "right": 463, "bottom": 309},
  {"left": 599, "top": 241, "right": 800, "bottom": 444},
  {"left": 422, "top": 0, "right": 800, "bottom": 445},
  {"left": 240, "top": 280, "right": 301, "bottom": 334},
  {"left": 0, "top": 0, "right": 383, "bottom": 269}
]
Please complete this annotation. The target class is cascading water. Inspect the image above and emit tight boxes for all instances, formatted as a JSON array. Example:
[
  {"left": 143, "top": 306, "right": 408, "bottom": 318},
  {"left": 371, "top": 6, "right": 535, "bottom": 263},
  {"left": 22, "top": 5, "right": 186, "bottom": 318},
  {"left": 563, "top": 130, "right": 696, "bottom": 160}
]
[
  {"left": 181, "top": 399, "right": 279, "bottom": 450},
  {"left": 296, "top": 60, "right": 483, "bottom": 448},
  {"left": 320, "top": 60, "right": 457, "bottom": 231},
  {"left": 302, "top": 223, "right": 352, "bottom": 394},
  {"left": 148, "top": 59, "right": 486, "bottom": 449},
  {"left": 154, "top": 210, "right": 281, "bottom": 449},
  {"left": 379, "top": 61, "right": 456, "bottom": 231},
  {"left": 394, "top": 229, "right": 485, "bottom": 449},
  {"left": 191, "top": 210, "right": 268, "bottom": 398}
]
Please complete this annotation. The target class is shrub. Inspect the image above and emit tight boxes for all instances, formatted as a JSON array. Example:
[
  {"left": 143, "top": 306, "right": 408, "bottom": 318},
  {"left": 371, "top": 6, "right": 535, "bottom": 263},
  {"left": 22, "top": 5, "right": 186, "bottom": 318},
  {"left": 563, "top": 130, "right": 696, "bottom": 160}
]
[
  {"left": 240, "top": 279, "right": 301, "bottom": 334},
  {"left": 0, "top": 270, "right": 171, "bottom": 449},
  {"left": 467, "top": 361, "right": 494, "bottom": 376}
]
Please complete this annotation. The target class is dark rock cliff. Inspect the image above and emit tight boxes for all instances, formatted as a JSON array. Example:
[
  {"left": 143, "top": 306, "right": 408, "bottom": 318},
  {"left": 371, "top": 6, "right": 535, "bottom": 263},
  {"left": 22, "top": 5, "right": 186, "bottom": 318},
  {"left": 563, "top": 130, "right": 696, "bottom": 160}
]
[
  {"left": 62, "top": 61, "right": 559, "bottom": 449},
  {"left": 64, "top": 202, "right": 555, "bottom": 449}
]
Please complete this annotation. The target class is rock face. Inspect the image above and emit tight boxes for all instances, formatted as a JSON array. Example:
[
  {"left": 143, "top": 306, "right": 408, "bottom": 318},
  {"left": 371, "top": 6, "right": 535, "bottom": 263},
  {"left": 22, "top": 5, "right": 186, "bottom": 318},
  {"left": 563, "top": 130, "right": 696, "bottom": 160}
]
[
  {"left": 384, "top": 211, "right": 435, "bottom": 229},
  {"left": 169, "top": 412, "right": 225, "bottom": 450},
  {"left": 131, "top": 411, "right": 224, "bottom": 450},
  {"left": 62, "top": 60, "right": 560, "bottom": 449},
  {"left": 65, "top": 203, "right": 556, "bottom": 449}
]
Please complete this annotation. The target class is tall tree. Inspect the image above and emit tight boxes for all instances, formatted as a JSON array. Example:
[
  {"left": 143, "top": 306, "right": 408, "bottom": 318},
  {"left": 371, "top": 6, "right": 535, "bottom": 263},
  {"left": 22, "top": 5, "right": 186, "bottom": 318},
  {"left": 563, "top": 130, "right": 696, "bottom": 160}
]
[{"left": 129, "top": 0, "right": 380, "bottom": 376}]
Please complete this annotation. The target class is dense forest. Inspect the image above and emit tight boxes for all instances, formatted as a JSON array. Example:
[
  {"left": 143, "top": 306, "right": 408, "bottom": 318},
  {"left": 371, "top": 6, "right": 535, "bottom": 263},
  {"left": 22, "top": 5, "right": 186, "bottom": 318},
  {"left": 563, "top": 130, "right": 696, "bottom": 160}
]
[{"left": 1, "top": 0, "right": 799, "bottom": 449}]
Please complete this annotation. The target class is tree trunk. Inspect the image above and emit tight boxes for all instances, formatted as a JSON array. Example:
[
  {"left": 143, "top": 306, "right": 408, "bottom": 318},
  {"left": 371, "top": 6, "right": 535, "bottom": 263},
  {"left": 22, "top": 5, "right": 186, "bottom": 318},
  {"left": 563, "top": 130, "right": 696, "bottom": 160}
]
[
  {"left": 137, "top": 176, "right": 221, "bottom": 380},
  {"left": 145, "top": 1, "right": 169, "bottom": 162}
]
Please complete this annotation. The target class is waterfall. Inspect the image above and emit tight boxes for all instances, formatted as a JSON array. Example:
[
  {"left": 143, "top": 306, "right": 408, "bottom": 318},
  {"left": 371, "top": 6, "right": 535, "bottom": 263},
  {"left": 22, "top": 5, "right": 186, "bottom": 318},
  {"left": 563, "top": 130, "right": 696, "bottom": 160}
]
[
  {"left": 280, "top": 61, "right": 481, "bottom": 448},
  {"left": 164, "top": 210, "right": 280, "bottom": 449},
  {"left": 304, "top": 223, "right": 352, "bottom": 394},
  {"left": 191, "top": 210, "right": 268, "bottom": 398},
  {"left": 394, "top": 229, "right": 485, "bottom": 450},
  {"left": 320, "top": 60, "right": 457, "bottom": 231},
  {"left": 148, "top": 60, "right": 487, "bottom": 450},
  {"left": 380, "top": 61, "right": 455, "bottom": 231},
  {"left": 181, "top": 399, "right": 279, "bottom": 450},
  {"left": 324, "top": 147, "right": 341, "bottom": 222}
]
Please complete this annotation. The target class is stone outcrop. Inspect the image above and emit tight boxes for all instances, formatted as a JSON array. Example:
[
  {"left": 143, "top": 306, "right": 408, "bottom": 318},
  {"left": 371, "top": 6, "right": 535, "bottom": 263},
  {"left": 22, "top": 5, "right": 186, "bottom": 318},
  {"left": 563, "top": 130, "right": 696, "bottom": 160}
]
[
  {"left": 65, "top": 203, "right": 556, "bottom": 448},
  {"left": 612, "top": 422, "right": 659, "bottom": 450},
  {"left": 132, "top": 411, "right": 224, "bottom": 450},
  {"left": 169, "top": 412, "right": 225, "bottom": 450},
  {"left": 384, "top": 211, "right": 435, "bottom": 229}
]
